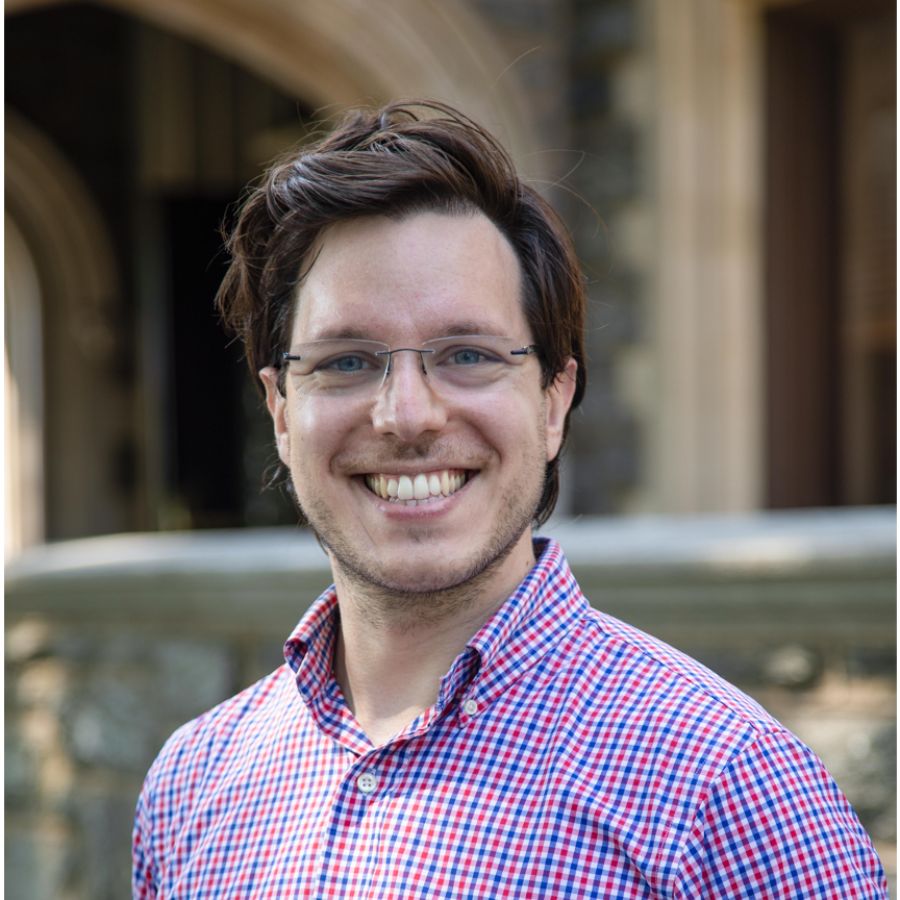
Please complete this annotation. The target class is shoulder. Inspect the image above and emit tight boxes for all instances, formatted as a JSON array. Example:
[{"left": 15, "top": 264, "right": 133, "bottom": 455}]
[
  {"left": 559, "top": 605, "right": 779, "bottom": 736},
  {"left": 537, "top": 603, "right": 789, "bottom": 805},
  {"left": 141, "top": 664, "right": 295, "bottom": 800},
  {"left": 529, "top": 542, "right": 779, "bottom": 741},
  {"left": 542, "top": 607, "right": 886, "bottom": 895},
  {"left": 132, "top": 665, "right": 297, "bottom": 895},
  {"left": 676, "top": 723, "right": 888, "bottom": 895}
]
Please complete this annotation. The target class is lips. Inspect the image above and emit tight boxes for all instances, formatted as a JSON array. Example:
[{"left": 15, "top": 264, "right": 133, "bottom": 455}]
[{"left": 364, "top": 469, "right": 469, "bottom": 502}]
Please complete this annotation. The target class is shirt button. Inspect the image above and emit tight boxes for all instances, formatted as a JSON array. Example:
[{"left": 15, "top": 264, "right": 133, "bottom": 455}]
[
  {"left": 462, "top": 698, "right": 479, "bottom": 716},
  {"left": 356, "top": 772, "right": 378, "bottom": 795}
]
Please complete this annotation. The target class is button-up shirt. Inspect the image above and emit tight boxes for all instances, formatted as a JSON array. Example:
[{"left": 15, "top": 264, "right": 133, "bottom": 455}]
[{"left": 133, "top": 539, "right": 886, "bottom": 898}]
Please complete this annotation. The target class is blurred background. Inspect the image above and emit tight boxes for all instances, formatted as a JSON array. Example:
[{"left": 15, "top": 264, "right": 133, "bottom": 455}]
[{"left": 5, "top": 0, "right": 895, "bottom": 897}]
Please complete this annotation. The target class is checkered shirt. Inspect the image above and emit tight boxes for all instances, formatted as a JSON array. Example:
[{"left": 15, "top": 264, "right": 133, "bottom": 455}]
[{"left": 133, "top": 539, "right": 887, "bottom": 898}]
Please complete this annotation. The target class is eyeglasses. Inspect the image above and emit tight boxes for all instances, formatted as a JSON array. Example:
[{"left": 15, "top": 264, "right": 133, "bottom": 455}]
[{"left": 281, "top": 334, "right": 538, "bottom": 395}]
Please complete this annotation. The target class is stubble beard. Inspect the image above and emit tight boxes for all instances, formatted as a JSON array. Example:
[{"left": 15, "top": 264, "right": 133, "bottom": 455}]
[{"left": 292, "top": 451, "right": 546, "bottom": 631}]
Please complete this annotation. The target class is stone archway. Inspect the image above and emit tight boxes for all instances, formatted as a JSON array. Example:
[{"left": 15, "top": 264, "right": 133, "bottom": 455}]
[
  {"left": 5, "top": 0, "right": 546, "bottom": 539},
  {"left": 6, "top": 111, "right": 128, "bottom": 543},
  {"left": 5, "top": 216, "right": 45, "bottom": 556},
  {"left": 6, "top": 0, "right": 538, "bottom": 168}
]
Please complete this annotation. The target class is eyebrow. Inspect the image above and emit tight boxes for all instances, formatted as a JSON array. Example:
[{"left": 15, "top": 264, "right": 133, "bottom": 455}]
[
  {"left": 306, "top": 328, "right": 375, "bottom": 342},
  {"left": 307, "top": 322, "right": 505, "bottom": 343},
  {"left": 430, "top": 321, "right": 504, "bottom": 338}
]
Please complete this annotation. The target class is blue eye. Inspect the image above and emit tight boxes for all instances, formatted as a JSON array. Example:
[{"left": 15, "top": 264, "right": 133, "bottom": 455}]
[
  {"left": 447, "top": 347, "right": 498, "bottom": 366},
  {"left": 321, "top": 354, "right": 372, "bottom": 373}
]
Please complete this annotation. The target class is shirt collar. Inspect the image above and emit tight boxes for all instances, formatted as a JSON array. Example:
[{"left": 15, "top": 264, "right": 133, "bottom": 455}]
[
  {"left": 283, "top": 584, "right": 339, "bottom": 704},
  {"left": 450, "top": 538, "right": 587, "bottom": 708},
  {"left": 283, "top": 538, "right": 587, "bottom": 711}
]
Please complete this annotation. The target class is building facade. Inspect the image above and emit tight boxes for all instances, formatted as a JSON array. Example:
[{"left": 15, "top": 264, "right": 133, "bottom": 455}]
[
  {"left": 8, "top": 0, "right": 894, "bottom": 547},
  {"left": 5, "top": 1, "right": 895, "bottom": 897}
]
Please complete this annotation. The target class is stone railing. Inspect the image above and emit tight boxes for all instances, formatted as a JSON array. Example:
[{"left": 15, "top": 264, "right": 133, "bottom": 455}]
[{"left": 6, "top": 508, "right": 895, "bottom": 898}]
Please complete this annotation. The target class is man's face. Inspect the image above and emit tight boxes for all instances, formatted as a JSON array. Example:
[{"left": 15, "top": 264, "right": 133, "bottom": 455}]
[{"left": 260, "top": 211, "right": 575, "bottom": 599}]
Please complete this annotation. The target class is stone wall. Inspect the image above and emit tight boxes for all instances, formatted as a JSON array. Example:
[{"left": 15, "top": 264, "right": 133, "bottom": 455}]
[
  {"left": 6, "top": 508, "right": 895, "bottom": 898},
  {"left": 466, "top": 0, "right": 649, "bottom": 516}
]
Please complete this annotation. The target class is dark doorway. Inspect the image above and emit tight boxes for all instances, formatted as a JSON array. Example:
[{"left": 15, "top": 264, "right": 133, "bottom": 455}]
[
  {"left": 764, "top": 0, "right": 896, "bottom": 508},
  {"left": 166, "top": 196, "right": 244, "bottom": 528}
]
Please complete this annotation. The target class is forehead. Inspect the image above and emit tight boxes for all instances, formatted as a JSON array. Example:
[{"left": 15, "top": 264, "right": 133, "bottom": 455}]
[{"left": 290, "top": 211, "right": 528, "bottom": 342}]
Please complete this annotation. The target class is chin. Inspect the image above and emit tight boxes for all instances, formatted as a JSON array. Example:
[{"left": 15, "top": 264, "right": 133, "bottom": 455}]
[
  {"left": 298, "top": 479, "right": 541, "bottom": 601},
  {"left": 339, "top": 554, "right": 481, "bottom": 597}
]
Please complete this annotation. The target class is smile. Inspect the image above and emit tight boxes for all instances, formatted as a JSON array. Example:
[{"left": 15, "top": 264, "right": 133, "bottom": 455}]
[{"left": 364, "top": 469, "right": 469, "bottom": 503}]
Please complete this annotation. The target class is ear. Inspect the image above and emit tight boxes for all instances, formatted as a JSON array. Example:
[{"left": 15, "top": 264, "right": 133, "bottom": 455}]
[
  {"left": 259, "top": 367, "right": 291, "bottom": 466},
  {"left": 545, "top": 358, "right": 578, "bottom": 462}
]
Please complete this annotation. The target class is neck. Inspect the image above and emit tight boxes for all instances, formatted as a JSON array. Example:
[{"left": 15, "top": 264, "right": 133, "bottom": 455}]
[{"left": 330, "top": 539, "right": 536, "bottom": 747}]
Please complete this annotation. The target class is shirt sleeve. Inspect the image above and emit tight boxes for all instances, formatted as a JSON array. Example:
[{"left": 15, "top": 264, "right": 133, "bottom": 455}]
[
  {"left": 132, "top": 774, "right": 158, "bottom": 899},
  {"left": 675, "top": 729, "right": 888, "bottom": 899}
]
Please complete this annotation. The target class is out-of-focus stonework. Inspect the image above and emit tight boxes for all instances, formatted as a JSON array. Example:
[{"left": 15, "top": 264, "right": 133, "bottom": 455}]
[{"left": 5, "top": 508, "right": 895, "bottom": 899}]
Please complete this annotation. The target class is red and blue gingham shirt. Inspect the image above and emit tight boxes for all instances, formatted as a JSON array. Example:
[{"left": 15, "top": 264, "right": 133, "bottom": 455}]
[{"left": 133, "top": 539, "right": 886, "bottom": 898}]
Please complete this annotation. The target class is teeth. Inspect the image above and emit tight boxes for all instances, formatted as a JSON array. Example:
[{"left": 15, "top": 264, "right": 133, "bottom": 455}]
[
  {"left": 365, "top": 469, "right": 468, "bottom": 502},
  {"left": 413, "top": 474, "right": 428, "bottom": 500}
]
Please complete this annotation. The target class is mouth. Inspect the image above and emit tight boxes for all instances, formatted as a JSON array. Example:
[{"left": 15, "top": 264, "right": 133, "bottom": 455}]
[{"left": 364, "top": 468, "right": 471, "bottom": 504}]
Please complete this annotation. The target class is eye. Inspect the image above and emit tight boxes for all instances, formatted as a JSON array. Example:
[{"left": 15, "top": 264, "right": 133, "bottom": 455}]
[
  {"left": 451, "top": 348, "right": 484, "bottom": 365},
  {"left": 319, "top": 353, "right": 376, "bottom": 374},
  {"left": 444, "top": 346, "right": 500, "bottom": 366}
]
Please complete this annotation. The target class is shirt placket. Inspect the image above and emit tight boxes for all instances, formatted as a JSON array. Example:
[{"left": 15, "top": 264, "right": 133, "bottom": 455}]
[{"left": 315, "top": 740, "right": 403, "bottom": 898}]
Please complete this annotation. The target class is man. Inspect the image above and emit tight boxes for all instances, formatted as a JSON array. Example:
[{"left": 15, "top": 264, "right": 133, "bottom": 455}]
[{"left": 133, "top": 101, "right": 886, "bottom": 898}]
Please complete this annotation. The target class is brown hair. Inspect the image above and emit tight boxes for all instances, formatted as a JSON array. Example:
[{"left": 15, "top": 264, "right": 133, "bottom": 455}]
[{"left": 216, "top": 100, "right": 586, "bottom": 525}]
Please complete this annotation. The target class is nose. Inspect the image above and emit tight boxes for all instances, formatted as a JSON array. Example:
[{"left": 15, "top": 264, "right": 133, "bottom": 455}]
[{"left": 371, "top": 350, "right": 448, "bottom": 441}]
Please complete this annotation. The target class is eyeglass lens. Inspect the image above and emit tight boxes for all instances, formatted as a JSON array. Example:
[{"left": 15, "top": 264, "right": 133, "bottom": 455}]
[{"left": 282, "top": 335, "right": 535, "bottom": 394}]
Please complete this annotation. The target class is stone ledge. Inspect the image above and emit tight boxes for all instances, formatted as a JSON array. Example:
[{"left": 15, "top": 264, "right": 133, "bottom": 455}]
[
  {"left": 9, "top": 506, "right": 892, "bottom": 580},
  {"left": 7, "top": 507, "right": 894, "bottom": 649}
]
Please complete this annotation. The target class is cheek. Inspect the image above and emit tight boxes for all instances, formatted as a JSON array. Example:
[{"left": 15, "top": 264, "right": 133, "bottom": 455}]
[
  {"left": 474, "top": 389, "right": 546, "bottom": 455},
  {"left": 286, "top": 395, "right": 374, "bottom": 480},
  {"left": 285, "top": 398, "right": 338, "bottom": 468}
]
